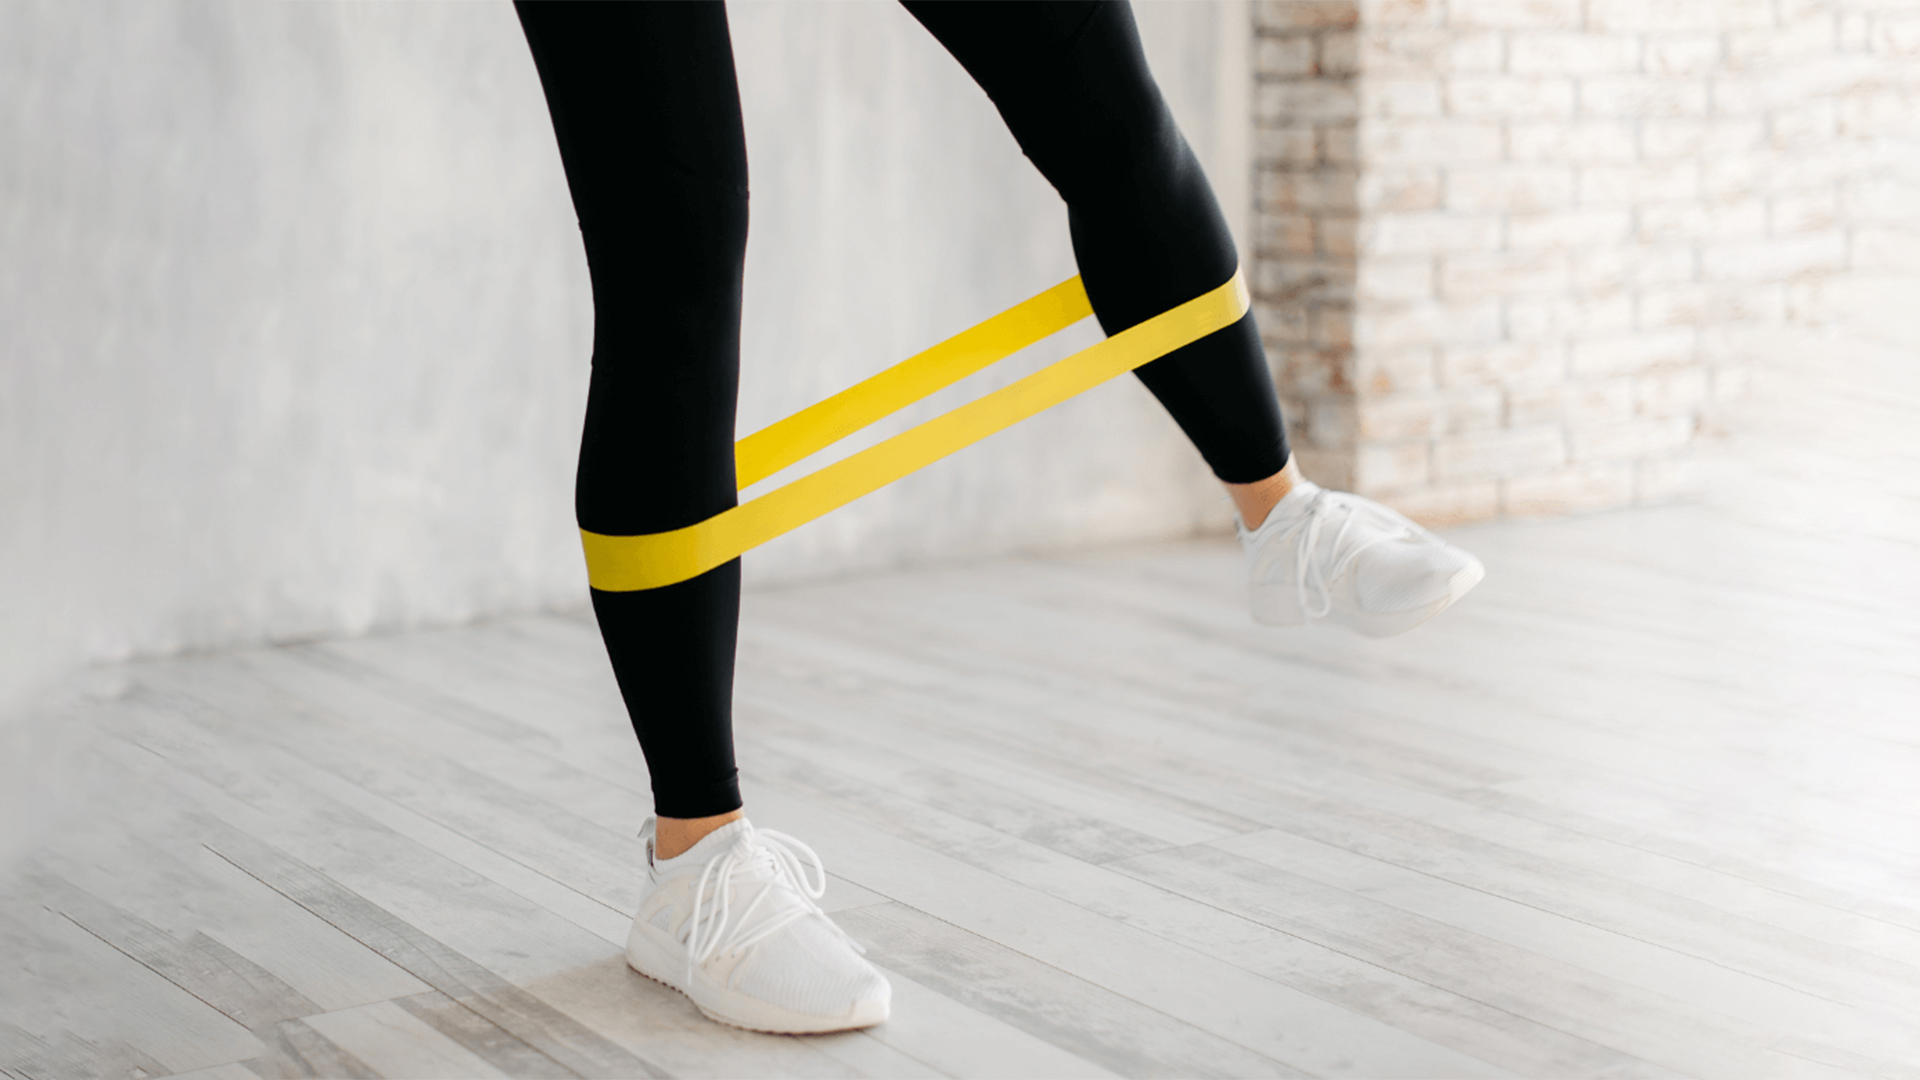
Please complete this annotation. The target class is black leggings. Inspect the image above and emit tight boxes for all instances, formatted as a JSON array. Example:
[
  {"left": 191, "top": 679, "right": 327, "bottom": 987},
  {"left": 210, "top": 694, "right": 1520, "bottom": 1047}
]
[{"left": 516, "top": 0, "right": 1289, "bottom": 818}]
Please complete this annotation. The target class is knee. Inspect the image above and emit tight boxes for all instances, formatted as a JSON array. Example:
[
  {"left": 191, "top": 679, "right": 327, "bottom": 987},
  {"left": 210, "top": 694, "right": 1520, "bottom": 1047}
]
[{"left": 1037, "top": 98, "right": 1194, "bottom": 210}]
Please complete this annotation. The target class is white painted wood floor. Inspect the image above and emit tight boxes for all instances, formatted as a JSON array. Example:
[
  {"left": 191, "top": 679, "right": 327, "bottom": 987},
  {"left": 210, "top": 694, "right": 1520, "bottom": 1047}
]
[{"left": 5, "top": 348, "right": 1919, "bottom": 1078}]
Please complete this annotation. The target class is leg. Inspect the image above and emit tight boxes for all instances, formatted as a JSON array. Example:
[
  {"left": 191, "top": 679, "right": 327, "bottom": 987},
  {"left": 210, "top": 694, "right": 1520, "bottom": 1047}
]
[
  {"left": 517, "top": 3, "right": 889, "bottom": 1032},
  {"left": 902, "top": 0, "right": 1295, "bottom": 524},
  {"left": 516, "top": 1, "right": 746, "bottom": 842},
  {"left": 906, "top": 1, "right": 1483, "bottom": 634}
]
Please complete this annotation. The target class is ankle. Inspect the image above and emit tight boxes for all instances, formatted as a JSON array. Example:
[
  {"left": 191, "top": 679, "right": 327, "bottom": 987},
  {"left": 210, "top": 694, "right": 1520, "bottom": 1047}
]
[
  {"left": 1224, "top": 458, "right": 1301, "bottom": 530},
  {"left": 656, "top": 809, "right": 745, "bottom": 861}
]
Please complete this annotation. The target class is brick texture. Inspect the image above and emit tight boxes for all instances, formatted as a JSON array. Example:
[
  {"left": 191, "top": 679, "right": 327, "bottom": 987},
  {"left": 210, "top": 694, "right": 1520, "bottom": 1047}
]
[
  {"left": 1254, "top": 0, "right": 1361, "bottom": 488},
  {"left": 1251, "top": 0, "right": 1913, "bottom": 523}
]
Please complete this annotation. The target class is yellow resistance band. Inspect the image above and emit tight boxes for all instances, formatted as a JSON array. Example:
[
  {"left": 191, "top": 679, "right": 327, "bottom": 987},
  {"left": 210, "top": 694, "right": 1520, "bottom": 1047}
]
[{"left": 582, "top": 267, "right": 1250, "bottom": 591}]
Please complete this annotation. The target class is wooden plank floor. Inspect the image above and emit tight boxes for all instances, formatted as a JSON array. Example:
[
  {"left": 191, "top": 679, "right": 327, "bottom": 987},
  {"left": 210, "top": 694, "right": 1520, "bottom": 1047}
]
[
  {"left": 7, "top": 326, "right": 1920, "bottom": 1080},
  {"left": 5, "top": 485, "right": 1918, "bottom": 1079}
]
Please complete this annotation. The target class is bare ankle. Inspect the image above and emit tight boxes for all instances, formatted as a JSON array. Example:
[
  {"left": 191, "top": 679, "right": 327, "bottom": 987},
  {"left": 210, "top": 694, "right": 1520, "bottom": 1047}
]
[
  {"left": 1223, "top": 458, "right": 1300, "bottom": 530},
  {"left": 655, "top": 809, "right": 745, "bottom": 861}
]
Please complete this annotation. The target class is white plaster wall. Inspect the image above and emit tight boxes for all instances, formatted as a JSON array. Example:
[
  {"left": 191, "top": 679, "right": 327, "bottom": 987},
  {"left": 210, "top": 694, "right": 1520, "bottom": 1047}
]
[
  {"left": 733, "top": 0, "right": 1251, "bottom": 581},
  {"left": 0, "top": 0, "right": 1251, "bottom": 716}
]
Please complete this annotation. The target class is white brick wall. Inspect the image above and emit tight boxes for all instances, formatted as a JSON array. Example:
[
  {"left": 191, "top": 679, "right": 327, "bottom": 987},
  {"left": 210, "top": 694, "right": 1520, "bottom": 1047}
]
[
  {"left": 1253, "top": 0, "right": 1920, "bottom": 523},
  {"left": 1252, "top": 1, "right": 1362, "bottom": 487}
]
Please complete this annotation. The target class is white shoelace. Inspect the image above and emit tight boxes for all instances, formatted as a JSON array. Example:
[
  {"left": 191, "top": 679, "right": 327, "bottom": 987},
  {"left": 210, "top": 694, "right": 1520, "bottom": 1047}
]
[
  {"left": 1272, "top": 489, "right": 1419, "bottom": 619},
  {"left": 677, "top": 826, "right": 862, "bottom": 988}
]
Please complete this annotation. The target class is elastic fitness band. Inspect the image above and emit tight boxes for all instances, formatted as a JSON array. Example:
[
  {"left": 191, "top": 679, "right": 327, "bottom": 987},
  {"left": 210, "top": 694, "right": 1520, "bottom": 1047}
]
[{"left": 582, "top": 267, "right": 1250, "bottom": 591}]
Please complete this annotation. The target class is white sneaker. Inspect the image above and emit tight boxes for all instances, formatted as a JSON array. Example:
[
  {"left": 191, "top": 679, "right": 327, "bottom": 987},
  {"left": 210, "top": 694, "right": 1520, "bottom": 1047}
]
[
  {"left": 627, "top": 817, "right": 890, "bottom": 1034},
  {"left": 1238, "top": 479, "right": 1484, "bottom": 637}
]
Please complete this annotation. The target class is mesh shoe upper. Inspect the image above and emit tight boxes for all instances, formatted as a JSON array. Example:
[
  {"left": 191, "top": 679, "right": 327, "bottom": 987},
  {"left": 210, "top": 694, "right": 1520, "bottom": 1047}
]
[
  {"left": 1239, "top": 479, "right": 1482, "bottom": 629},
  {"left": 1352, "top": 535, "right": 1473, "bottom": 613},
  {"left": 639, "top": 818, "right": 885, "bottom": 1021},
  {"left": 729, "top": 908, "right": 888, "bottom": 1018}
]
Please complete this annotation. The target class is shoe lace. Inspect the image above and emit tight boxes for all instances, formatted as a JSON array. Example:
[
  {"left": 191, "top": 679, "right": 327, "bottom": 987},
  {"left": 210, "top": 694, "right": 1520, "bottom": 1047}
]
[
  {"left": 1281, "top": 489, "right": 1419, "bottom": 619},
  {"left": 679, "top": 826, "right": 863, "bottom": 988}
]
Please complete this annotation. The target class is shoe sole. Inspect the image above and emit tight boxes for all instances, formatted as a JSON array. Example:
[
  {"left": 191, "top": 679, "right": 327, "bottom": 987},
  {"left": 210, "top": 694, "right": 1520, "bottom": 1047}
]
[{"left": 626, "top": 938, "right": 889, "bottom": 1035}]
